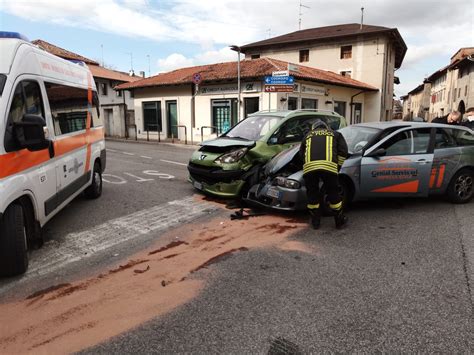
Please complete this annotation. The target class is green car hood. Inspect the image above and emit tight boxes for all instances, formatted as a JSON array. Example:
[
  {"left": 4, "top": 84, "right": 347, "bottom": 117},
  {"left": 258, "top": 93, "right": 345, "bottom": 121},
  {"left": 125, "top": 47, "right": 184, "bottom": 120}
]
[{"left": 200, "top": 137, "right": 256, "bottom": 149}]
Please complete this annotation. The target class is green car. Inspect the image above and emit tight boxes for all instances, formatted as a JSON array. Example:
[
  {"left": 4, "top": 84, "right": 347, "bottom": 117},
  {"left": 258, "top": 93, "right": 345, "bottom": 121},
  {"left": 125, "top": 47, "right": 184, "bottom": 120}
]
[{"left": 188, "top": 109, "right": 347, "bottom": 197}]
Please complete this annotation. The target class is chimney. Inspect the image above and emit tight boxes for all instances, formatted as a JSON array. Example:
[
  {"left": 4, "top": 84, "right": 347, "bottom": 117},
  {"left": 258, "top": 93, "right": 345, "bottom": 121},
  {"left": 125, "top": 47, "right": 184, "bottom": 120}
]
[
  {"left": 139, "top": 71, "right": 145, "bottom": 78},
  {"left": 129, "top": 69, "right": 135, "bottom": 76}
]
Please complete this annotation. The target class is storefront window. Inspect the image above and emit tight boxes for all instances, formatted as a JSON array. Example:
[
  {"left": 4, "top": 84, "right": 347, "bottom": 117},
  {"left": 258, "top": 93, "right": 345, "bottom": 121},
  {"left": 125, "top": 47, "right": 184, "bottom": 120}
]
[
  {"left": 301, "top": 98, "right": 317, "bottom": 109},
  {"left": 334, "top": 101, "right": 346, "bottom": 117},
  {"left": 244, "top": 97, "right": 259, "bottom": 117},
  {"left": 143, "top": 101, "right": 162, "bottom": 132},
  {"left": 288, "top": 97, "right": 298, "bottom": 110}
]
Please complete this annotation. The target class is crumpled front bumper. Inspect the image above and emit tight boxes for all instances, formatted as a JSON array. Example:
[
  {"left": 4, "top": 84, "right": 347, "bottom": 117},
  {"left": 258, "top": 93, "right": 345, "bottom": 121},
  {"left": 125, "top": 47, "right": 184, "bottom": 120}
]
[{"left": 243, "top": 181, "right": 307, "bottom": 211}]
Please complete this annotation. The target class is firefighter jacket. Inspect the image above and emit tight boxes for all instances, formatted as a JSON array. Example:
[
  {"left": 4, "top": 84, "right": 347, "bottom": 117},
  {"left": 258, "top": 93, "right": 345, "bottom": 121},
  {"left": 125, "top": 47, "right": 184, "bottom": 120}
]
[{"left": 299, "top": 128, "right": 349, "bottom": 175}]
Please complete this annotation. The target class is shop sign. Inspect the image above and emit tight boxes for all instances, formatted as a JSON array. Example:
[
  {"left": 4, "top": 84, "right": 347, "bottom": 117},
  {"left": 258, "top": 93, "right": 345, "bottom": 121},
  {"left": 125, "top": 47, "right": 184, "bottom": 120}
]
[
  {"left": 301, "top": 84, "right": 327, "bottom": 96},
  {"left": 200, "top": 82, "right": 261, "bottom": 94}
]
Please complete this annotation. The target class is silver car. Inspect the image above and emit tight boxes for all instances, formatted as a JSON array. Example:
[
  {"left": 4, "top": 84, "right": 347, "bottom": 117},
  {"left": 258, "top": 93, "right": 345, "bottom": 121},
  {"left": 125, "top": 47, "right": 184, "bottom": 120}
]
[{"left": 244, "top": 122, "right": 474, "bottom": 211}]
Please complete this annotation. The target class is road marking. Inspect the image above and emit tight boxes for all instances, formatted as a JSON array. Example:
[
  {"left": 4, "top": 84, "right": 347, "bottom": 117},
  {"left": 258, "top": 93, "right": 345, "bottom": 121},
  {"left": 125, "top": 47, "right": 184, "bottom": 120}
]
[
  {"left": 124, "top": 172, "right": 154, "bottom": 182},
  {"left": 107, "top": 149, "right": 117, "bottom": 152},
  {"left": 123, "top": 152, "right": 135, "bottom": 156},
  {"left": 102, "top": 174, "right": 127, "bottom": 184},
  {"left": 160, "top": 159, "right": 187, "bottom": 166},
  {"left": 0, "top": 197, "right": 218, "bottom": 292},
  {"left": 143, "top": 170, "right": 175, "bottom": 179},
  {"left": 141, "top": 155, "right": 152, "bottom": 159}
]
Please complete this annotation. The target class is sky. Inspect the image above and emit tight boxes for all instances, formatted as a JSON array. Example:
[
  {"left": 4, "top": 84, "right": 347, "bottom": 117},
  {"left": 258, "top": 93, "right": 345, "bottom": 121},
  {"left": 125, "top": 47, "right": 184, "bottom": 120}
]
[{"left": 0, "top": 0, "right": 473, "bottom": 98}]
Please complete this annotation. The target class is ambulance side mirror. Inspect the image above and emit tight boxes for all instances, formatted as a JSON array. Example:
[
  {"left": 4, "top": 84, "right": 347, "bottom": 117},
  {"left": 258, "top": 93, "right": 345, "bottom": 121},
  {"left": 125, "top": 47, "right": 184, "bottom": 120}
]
[{"left": 13, "top": 114, "right": 50, "bottom": 151}]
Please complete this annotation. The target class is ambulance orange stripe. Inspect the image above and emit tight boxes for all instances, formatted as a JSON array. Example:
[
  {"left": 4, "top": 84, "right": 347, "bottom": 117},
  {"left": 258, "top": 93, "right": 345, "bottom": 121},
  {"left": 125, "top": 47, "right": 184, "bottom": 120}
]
[
  {"left": 0, "top": 150, "right": 50, "bottom": 179},
  {"left": 371, "top": 180, "right": 419, "bottom": 193},
  {"left": 429, "top": 167, "right": 437, "bottom": 189},
  {"left": 84, "top": 73, "right": 93, "bottom": 173},
  {"left": 0, "top": 128, "right": 104, "bottom": 180},
  {"left": 436, "top": 164, "right": 446, "bottom": 188}
]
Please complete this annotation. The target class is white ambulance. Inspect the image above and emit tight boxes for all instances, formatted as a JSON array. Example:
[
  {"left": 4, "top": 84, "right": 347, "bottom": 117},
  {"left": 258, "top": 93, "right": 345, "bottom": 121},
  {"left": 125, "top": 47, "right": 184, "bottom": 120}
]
[{"left": 0, "top": 32, "right": 106, "bottom": 276}]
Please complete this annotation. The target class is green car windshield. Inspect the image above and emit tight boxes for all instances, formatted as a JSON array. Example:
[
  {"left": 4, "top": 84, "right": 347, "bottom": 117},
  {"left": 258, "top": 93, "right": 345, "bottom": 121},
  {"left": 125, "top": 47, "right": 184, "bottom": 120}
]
[
  {"left": 224, "top": 115, "right": 283, "bottom": 141},
  {"left": 339, "top": 126, "right": 381, "bottom": 154}
]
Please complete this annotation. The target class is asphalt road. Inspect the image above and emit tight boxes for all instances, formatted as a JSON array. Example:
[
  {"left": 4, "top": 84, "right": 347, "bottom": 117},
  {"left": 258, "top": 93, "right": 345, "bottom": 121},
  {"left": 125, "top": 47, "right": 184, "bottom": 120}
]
[
  {"left": 0, "top": 140, "right": 200, "bottom": 298},
  {"left": 1, "top": 140, "right": 473, "bottom": 352},
  {"left": 85, "top": 198, "right": 474, "bottom": 353}
]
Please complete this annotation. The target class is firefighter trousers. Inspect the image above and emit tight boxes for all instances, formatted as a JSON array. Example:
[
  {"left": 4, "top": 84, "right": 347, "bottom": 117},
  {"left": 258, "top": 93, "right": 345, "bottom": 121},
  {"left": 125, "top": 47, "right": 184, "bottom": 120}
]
[{"left": 303, "top": 170, "right": 342, "bottom": 212}]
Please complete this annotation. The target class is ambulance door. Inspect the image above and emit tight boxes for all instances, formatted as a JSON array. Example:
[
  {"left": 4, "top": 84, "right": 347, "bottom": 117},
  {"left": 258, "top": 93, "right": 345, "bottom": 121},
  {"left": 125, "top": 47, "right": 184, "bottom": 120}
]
[
  {"left": 3, "top": 78, "right": 57, "bottom": 219},
  {"left": 44, "top": 81, "right": 89, "bottom": 210}
]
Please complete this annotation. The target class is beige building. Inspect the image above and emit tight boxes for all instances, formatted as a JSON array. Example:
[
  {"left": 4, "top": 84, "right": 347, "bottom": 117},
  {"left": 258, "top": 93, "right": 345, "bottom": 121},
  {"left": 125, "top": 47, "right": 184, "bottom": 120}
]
[
  {"left": 116, "top": 58, "right": 377, "bottom": 143},
  {"left": 238, "top": 23, "right": 407, "bottom": 122},
  {"left": 403, "top": 47, "right": 474, "bottom": 121},
  {"left": 31, "top": 39, "right": 141, "bottom": 137}
]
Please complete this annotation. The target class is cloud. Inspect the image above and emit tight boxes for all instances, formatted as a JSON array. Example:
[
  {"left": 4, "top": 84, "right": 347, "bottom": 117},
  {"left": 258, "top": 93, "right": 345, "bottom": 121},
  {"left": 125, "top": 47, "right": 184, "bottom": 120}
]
[{"left": 155, "top": 47, "right": 241, "bottom": 73}]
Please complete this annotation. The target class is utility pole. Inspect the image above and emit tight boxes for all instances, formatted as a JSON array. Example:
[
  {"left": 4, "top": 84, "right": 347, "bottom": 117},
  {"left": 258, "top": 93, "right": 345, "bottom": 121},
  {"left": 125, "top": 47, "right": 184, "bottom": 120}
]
[
  {"left": 126, "top": 52, "right": 134, "bottom": 74},
  {"left": 360, "top": 7, "right": 365, "bottom": 30},
  {"left": 230, "top": 45, "right": 241, "bottom": 121},
  {"left": 147, "top": 54, "right": 151, "bottom": 77},
  {"left": 299, "top": 0, "right": 310, "bottom": 30}
]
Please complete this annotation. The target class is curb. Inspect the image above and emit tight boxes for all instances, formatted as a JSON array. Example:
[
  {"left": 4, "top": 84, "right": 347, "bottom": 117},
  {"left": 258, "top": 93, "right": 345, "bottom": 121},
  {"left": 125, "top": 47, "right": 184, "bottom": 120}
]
[{"left": 105, "top": 137, "right": 200, "bottom": 150}]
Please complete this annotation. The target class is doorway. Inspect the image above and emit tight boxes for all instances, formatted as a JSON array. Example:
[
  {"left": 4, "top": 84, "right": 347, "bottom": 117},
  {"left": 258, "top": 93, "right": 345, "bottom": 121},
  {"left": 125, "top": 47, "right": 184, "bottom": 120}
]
[
  {"left": 353, "top": 103, "right": 362, "bottom": 124},
  {"left": 212, "top": 99, "right": 237, "bottom": 134},
  {"left": 166, "top": 100, "right": 178, "bottom": 138},
  {"left": 244, "top": 97, "right": 259, "bottom": 118}
]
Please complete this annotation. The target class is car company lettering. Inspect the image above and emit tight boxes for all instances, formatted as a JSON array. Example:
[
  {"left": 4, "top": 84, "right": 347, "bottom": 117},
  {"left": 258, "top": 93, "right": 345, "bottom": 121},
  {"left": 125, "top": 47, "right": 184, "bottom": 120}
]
[{"left": 371, "top": 167, "right": 418, "bottom": 179}]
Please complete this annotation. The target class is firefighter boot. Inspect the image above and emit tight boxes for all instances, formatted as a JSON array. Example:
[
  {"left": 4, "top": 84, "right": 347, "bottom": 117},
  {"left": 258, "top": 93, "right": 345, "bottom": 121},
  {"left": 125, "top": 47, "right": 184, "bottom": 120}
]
[
  {"left": 309, "top": 209, "right": 321, "bottom": 229},
  {"left": 334, "top": 210, "right": 348, "bottom": 229}
]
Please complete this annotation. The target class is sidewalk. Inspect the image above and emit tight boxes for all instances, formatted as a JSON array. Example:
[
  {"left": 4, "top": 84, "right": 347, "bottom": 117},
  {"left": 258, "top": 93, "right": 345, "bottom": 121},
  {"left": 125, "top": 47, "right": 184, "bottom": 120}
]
[{"left": 105, "top": 137, "right": 200, "bottom": 150}]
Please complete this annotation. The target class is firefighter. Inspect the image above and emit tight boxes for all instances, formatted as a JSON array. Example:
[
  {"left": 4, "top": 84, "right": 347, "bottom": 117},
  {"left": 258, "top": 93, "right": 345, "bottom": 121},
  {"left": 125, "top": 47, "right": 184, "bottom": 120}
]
[{"left": 299, "top": 120, "right": 349, "bottom": 229}]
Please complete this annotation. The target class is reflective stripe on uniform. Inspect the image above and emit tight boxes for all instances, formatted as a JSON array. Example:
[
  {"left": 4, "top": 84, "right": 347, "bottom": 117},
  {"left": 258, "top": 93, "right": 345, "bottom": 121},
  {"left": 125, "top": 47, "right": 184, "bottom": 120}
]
[
  {"left": 305, "top": 137, "right": 311, "bottom": 164},
  {"left": 307, "top": 203, "right": 320, "bottom": 209},
  {"left": 303, "top": 160, "right": 338, "bottom": 174},
  {"left": 329, "top": 201, "right": 342, "bottom": 210},
  {"left": 337, "top": 155, "right": 346, "bottom": 166}
]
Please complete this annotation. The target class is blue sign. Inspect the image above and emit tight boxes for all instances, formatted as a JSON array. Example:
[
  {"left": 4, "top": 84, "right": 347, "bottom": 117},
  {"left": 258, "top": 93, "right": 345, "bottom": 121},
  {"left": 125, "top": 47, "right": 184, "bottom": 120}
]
[{"left": 264, "top": 76, "right": 294, "bottom": 85}]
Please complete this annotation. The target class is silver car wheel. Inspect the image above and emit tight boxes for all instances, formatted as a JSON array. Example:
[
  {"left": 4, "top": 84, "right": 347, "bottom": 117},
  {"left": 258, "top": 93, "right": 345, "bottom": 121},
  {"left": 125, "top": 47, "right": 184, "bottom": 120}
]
[{"left": 454, "top": 174, "right": 473, "bottom": 199}]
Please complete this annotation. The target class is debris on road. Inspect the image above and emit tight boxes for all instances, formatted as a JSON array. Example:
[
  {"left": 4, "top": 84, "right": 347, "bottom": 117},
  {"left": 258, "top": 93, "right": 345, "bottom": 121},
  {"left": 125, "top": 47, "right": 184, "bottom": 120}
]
[
  {"left": 134, "top": 266, "right": 151, "bottom": 274},
  {"left": 230, "top": 208, "right": 266, "bottom": 220}
]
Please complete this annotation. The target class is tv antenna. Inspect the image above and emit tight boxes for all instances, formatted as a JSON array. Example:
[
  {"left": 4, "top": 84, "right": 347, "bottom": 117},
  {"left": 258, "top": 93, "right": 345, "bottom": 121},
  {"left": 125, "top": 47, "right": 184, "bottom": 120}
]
[
  {"left": 266, "top": 28, "right": 273, "bottom": 38},
  {"left": 299, "top": 0, "right": 310, "bottom": 30}
]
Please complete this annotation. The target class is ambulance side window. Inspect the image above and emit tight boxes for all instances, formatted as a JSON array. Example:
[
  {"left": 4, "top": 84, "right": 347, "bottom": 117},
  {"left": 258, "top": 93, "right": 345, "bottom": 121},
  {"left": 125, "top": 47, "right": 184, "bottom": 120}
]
[
  {"left": 4, "top": 80, "right": 44, "bottom": 152},
  {"left": 45, "top": 82, "right": 88, "bottom": 135}
]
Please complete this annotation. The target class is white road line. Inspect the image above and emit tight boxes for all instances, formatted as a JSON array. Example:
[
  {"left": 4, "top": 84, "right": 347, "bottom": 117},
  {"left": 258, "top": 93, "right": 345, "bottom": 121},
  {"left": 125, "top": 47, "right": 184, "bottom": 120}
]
[
  {"left": 106, "top": 148, "right": 117, "bottom": 152},
  {"left": 141, "top": 155, "right": 152, "bottom": 159},
  {"left": 0, "top": 197, "right": 217, "bottom": 292},
  {"left": 123, "top": 152, "right": 135, "bottom": 156},
  {"left": 160, "top": 159, "right": 187, "bottom": 166}
]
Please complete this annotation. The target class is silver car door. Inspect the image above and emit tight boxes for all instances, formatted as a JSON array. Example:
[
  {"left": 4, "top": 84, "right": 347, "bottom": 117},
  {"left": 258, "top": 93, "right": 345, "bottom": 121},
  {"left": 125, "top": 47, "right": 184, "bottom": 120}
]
[{"left": 360, "top": 127, "right": 434, "bottom": 198}]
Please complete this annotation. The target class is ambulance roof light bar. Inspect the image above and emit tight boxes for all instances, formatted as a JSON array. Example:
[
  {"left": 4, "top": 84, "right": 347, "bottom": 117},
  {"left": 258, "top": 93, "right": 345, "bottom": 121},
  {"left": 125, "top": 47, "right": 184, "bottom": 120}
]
[{"left": 0, "top": 32, "right": 30, "bottom": 41}]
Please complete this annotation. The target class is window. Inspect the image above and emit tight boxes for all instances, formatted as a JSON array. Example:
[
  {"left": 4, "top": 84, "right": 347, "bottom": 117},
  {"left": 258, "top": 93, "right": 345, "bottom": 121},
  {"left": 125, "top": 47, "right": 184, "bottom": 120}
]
[
  {"left": 130, "top": 90, "right": 134, "bottom": 98},
  {"left": 101, "top": 82, "right": 107, "bottom": 96},
  {"left": 251, "top": 54, "right": 260, "bottom": 59},
  {"left": 5, "top": 80, "right": 45, "bottom": 151},
  {"left": 271, "top": 116, "right": 315, "bottom": 144},
  {"left": 334, "top": 101, "right": 346, "bottom": 117},
  {"left": 301, "top": 98, "right": 317, "bottom": 109},
  {"left": 381, "top": 128, "right": 431, "bottom": 156},
  {"left": 45, "top": 82, "right": 99, "bottom": 135},
  {"left": 299, "top": 49, "right": 309, "bottom": 62},
  {"left": 143, "top": 101, "right": 162, "bottom": 132},
  {"left": 244, "top": 97, "right": 259, "bottom": 117},
  {"left": 465, "top": 85, "right": 468, "bottom": 97},
  {"left": 453, "top": 129, "right": 474, "bottom": 146},
  {"left": 340, "top": 71, "right": 352, "bottom": 78},
  {"left": 116, "top": 90, "right": 122, "bottom": 97},
  {"left": 288, "top": 97, "right": 298, "bottom": 110},
  {"left": 340, "top": 45, "right": 352, "bottom": 59},
  {"left": 434, "top": 128, "right": 456, "bottom": 149}
]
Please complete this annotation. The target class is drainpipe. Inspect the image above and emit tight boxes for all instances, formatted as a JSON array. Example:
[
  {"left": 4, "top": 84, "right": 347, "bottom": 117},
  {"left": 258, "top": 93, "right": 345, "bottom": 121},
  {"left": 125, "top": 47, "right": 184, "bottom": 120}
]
[{"left": 350, "top": 90, "right": 365, "bottom": 124}]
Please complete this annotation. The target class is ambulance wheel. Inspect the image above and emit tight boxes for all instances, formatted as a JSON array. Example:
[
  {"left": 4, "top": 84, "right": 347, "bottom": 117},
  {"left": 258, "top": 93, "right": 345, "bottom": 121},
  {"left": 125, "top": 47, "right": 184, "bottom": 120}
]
[
  {"left": 85, "top": 162, "right": 103, "bottom": 199},
  {"left": 447, "top": 168, "right": 473, "bottom": 204},
  {"left": 0, "top": 203, "right": 29, "bottom": 277}
]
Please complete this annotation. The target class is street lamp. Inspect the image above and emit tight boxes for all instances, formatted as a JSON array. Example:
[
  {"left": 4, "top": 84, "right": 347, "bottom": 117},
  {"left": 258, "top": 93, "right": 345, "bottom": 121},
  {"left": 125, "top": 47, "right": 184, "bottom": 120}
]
[{"left": 230, "top": 45, "right": 241, "bottom": 121}]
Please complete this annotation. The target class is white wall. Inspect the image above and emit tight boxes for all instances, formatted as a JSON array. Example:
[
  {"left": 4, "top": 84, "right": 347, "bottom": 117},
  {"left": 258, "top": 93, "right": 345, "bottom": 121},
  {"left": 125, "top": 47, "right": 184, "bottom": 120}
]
[{"left": 246, "top": 35, "right": 395, "bottom": 121}]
